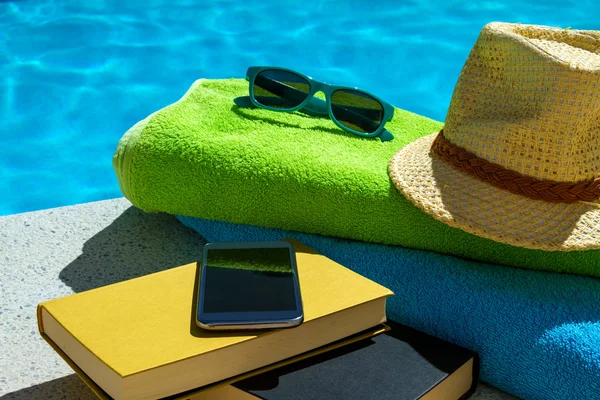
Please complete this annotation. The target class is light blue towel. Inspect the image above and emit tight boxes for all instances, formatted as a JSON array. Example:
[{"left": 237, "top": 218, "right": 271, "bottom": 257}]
[{"left": 176, "top": 215, "right": 600, "bottom": 400}]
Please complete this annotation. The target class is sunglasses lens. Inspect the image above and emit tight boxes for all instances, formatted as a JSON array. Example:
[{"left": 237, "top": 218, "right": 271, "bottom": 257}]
[
  {"left": 252, "top": 69, "right": 310, "bottom": 110},
  {"left": 330, "top": 89, "right": 384, "bottom": 134}
]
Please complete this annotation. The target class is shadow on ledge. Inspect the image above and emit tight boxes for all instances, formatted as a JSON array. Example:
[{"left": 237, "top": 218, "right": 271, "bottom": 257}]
[
  {"left": 0, "top": 374, "right": 95, "bottom": 400},
  {"left": 59, "top": 206, "right": 205, "bottom": 293}
]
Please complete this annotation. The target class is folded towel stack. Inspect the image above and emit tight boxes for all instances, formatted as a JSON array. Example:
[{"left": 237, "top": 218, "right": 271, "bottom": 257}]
[
  {"left": 113, "top": 78, "right": 600, "bottom": 399},
  {"left": 176, "top": 215, "right": 600, "bottom": 400},
  {"left": 113, "top": 79, "right": 600, "bottom": 277}
]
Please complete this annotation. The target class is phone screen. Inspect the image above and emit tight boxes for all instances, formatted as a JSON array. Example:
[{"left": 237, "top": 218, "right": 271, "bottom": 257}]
[{"left": 202, "top": 247, "right": 297, "bottom": 313}]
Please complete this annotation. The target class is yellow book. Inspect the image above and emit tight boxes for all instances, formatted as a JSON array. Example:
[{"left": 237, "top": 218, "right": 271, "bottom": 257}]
[{"left": 38, "top": 240, "right": 393, "bottom": 400}]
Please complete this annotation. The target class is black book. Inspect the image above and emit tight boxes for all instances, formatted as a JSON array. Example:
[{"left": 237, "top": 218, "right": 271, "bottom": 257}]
[{"left": 230, "top": 321, "right": 479, "bottom": 400}]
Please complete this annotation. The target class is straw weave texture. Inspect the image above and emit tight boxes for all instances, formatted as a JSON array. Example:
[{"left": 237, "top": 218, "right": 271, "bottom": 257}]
[
  {"left": 445, "top": 23, "right": 600, "bottom": 183},
  {"left": 389, "top": 22, "right": 600, "bottom": 251},
  {"left": 431, "top": 130, "right": 600, "bottom": 202}
]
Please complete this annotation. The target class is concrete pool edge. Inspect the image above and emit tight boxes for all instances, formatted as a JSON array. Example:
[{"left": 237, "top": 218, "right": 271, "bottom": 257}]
[{"left": 0, "top": 198, "right": 514, "bottom": 399}]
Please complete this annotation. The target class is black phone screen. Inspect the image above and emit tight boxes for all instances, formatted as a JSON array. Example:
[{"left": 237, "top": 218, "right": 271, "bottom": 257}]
[{"left": 202, "top": 247, "right": 298, "bottom": 313}]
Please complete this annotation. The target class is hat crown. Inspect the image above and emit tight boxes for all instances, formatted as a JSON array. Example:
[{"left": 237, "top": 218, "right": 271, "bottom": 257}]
[{"left": 444, "top": 22, "right": 600, "bottom": 184}]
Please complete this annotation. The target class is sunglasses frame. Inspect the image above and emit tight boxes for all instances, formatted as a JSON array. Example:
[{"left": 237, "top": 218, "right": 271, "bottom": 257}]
[{"left": 246, "top": 66, "right": 395, "bottom": 141}]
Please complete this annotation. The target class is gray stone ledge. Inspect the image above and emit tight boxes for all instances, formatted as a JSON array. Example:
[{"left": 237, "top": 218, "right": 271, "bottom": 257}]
[{"left": 0, "top": 198, "right": 516, "bottom": 399}]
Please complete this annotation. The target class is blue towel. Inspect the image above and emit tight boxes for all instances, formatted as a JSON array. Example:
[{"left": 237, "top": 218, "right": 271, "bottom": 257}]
[{"left": 176, "top": 215, "right": 600, "bottom": 400}]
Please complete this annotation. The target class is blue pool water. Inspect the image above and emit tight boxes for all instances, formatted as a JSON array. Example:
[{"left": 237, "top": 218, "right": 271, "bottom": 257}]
[{"left": 1, "top": 0, "right": 600, "bottom": 216}]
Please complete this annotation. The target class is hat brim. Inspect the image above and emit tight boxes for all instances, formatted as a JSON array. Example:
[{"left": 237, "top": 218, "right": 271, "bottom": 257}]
[{"left": 389, "top": 133, "right": 600, "bottom": 251}]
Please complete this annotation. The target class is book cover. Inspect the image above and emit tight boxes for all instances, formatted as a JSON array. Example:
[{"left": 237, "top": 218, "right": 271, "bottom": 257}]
[
  {"left": 38, "top": 240, "right": 393, "bottom": 400},
  {"left": 232, "top": 320, "right": 479, "bottom": 400},
  {"left": 174, "top": 324, "right": 390, "bottom": 400}
]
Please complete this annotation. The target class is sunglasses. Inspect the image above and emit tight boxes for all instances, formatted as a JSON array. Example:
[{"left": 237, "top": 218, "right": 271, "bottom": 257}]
[{"left": 245, "top": 66, "right": 395, "bottom": 141}]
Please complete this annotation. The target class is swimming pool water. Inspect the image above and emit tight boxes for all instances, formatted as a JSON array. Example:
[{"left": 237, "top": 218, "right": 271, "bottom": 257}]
[{"left": 1, "top": 0, "right": 599, "bottom": 216}]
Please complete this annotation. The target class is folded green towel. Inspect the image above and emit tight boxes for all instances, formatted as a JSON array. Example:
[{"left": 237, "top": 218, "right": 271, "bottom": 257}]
[{"left": 113, "top": 78, "right": 600, "bottom": 276}]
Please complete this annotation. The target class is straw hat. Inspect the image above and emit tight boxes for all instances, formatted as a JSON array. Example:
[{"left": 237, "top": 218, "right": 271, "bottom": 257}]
[{"left": 389, "top": 22, "right": 600, "bottom": 251}]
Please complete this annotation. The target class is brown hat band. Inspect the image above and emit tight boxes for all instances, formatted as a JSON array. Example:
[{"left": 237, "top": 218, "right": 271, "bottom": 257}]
[{"left": 430, "top": 130, "right": 600, "bottom": 203}]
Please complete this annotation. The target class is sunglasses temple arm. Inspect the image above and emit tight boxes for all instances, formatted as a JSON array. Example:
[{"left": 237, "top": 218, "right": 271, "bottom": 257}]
[{"left": 378, "top": 129, "right": 394, "bottom": 142}]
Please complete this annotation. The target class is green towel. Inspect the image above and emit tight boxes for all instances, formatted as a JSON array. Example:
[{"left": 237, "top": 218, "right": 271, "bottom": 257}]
[{"left": 113, "top": 78, "right": 600, "bottom": 276}]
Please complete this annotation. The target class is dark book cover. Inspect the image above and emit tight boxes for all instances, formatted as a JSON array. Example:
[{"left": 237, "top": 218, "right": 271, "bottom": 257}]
[{"left": 233, "top": 321, "right": 479, "bottom": 400}]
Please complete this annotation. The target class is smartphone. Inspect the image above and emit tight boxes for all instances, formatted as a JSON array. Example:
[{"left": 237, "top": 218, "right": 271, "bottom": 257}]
[{"left": 196, "top": 241, "right": 304, "bottom": 330}]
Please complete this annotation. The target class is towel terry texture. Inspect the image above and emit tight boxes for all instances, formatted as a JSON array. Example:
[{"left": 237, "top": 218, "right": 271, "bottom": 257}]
[
  {"left": 113, "top": 78, "right": 600, "bottom": 276},
  {"left": 176, "top": 215, "right": 600, "bottom": 400}
]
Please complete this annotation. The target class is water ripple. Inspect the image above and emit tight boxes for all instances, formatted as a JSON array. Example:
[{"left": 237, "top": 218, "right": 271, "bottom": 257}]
[{"left": 1, "top": 0, "right": 600, "bottom": 215}]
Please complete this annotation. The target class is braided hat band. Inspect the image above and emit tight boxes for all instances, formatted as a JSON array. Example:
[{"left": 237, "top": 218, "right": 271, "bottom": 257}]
[{"left": 431, "top": 130, "right": 600, "bottom": 203}]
